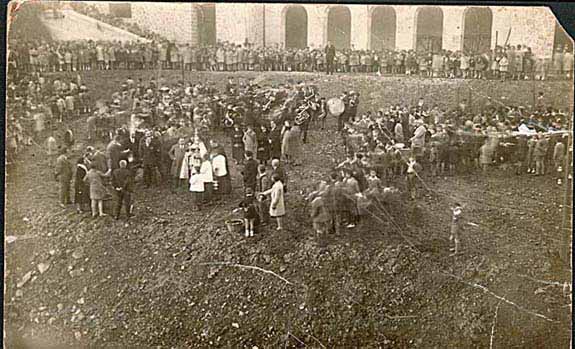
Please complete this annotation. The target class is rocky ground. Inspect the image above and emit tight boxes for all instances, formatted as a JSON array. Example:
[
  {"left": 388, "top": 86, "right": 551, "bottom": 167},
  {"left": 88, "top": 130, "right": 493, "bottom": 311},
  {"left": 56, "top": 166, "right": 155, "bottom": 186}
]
[{"left": 4, "top": 71, "right": 573, "bottom": 348}]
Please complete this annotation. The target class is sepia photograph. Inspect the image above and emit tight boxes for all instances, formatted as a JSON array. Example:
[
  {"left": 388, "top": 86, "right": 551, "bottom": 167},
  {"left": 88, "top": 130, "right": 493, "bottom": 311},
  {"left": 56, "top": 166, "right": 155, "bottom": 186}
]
[{"left": 3, "top": 1, "right": 574, "bottom": 347}]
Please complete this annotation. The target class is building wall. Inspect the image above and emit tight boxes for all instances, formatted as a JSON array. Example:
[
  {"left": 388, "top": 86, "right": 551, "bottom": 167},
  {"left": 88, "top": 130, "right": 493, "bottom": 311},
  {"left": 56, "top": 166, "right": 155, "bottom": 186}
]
[{"left": 77, "top": 3, "right": 564, "bottom": 57}]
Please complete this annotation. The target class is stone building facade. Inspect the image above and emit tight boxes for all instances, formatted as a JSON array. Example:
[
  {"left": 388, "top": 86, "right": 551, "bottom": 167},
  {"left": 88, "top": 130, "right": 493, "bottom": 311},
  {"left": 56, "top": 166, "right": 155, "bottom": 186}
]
[{"left": 92, "top": 3, "right": 571, "bottom": 58}]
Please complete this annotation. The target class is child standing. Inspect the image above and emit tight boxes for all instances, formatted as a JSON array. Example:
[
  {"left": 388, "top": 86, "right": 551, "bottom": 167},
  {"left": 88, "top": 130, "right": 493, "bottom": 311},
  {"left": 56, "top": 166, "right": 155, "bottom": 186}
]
[
  {"left": 189, "top": 165, "right": 204, "bottom": 211},
  {"left": 237, "top": 188, "right": 260, "bottom": 237},
  {"left": 450, "top": 203, "right": 464, "bottom": 255}
]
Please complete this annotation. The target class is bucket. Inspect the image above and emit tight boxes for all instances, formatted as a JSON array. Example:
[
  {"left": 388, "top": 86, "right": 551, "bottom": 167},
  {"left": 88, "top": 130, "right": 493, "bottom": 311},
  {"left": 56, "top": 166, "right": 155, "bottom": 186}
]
[{"left": 225, "top": 219, "right": 244, "bottom": 234}]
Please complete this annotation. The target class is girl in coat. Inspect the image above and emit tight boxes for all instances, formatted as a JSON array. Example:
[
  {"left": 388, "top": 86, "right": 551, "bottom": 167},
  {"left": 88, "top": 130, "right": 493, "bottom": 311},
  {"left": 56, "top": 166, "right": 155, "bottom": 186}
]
[
  {"left": 83, "top": 163, "right": 109, "bottom": 218},
  {"left": 261, "top": 173, "right": 285, "bottom": 231},
  {"left": 235, "top": 188, "right": 260, "bottom": 237}
]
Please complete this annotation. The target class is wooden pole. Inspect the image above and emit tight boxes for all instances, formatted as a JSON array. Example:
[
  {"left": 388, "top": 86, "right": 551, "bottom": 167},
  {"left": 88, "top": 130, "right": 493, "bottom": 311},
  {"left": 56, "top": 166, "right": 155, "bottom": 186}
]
[
  {"left": 560, "top": 111, "right": 573, "bottom": 266},
  {"left": 504, "top": 28, "right": 511, "bottom": 47}
]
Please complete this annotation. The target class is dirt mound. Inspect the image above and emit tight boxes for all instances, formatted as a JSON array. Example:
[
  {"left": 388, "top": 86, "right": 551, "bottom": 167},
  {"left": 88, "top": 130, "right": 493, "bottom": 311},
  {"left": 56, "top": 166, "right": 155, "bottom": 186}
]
[{"left": 4, "top": 72, "right": 572, "bottom": 348}]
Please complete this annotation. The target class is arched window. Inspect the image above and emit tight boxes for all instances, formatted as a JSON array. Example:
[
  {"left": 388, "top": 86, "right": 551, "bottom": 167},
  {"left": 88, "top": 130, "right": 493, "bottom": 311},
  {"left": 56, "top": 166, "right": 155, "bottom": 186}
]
[
  {"left": 198, "top": 4, "right": 216, "bottom": 46},
  {"left": 415, "top": 7, "right": 444, "bottom": 53},
  {"left": 462, "top": 7, "right": 493, "bottom": 54},
  {"left": 327, "top": 6, "right": 351, "bottom": 49},
  {"left": 285, "top": 6, "right": 308, "bottom": 49},
  {"left": 370, "top": 6, "right": 396, "bottom": 50}
]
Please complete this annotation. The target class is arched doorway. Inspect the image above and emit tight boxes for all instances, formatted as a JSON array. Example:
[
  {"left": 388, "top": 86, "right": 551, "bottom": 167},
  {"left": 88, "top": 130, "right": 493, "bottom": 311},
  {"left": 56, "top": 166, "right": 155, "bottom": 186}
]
[
  {"left": 198, "top": 4, "right": 216, "bottom": 46},
  {"left": 327, "top": 6, "right": 351, "bottom": 49},
  {"left": 553, "top": 22, "right": 573, "bottom": 54},
  {"left": 285, "top": 6, "right": 308, "bottom": 49},
  {"left": 462, "top": 7, "right": 492, "bottom": 54},
  {"left": 370, "top": 6, "right": 396, "bottom": 50},
  {"left": 414, "top": 7, "right": 443, "bottom": 53}
]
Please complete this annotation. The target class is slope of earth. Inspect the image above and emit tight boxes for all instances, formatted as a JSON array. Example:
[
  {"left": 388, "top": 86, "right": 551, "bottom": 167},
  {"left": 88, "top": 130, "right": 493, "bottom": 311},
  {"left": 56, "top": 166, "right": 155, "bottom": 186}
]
[{"left": 4, "top": 71, "right": 572, "bottom": 348}]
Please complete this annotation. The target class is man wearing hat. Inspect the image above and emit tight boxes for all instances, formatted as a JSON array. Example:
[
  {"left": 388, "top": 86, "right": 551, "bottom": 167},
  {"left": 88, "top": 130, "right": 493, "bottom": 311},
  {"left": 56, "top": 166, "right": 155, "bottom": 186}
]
[{"left": 139, "top": 131, "right": 160, "bottom": 188}]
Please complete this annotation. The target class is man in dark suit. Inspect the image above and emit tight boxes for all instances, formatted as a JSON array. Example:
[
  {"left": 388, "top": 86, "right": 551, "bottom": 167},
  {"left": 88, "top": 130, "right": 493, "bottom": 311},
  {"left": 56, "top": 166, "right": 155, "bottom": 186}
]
[
  {"left": 241, "top": 151, "right": 259, "bottom": 194},
  {"left": 139, "top": 131, "right": 160, "bottom": 188},
  {"left": 55, "top": 147, "right": 73, "bottom": 207},
  {"left": 112, "top": 160, "right": 134, "bottom": 220},
  {"left": 269, "top": 120, "right": 282, "bottom": 160},
  {"left": 325, "top": 41, "right": 336, "bottom": 75}
]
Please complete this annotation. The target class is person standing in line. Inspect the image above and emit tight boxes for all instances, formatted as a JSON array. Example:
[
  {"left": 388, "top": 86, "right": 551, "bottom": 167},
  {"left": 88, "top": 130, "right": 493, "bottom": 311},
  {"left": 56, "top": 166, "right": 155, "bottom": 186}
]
[
  {"left": 112, "top": 160, "right": 134, "bottom": 220},
  {"left": 261, "top": 173, "right": 285, "bottom": 231},
  {"left": 55, "top": 147, "right": 73, "bottom": 208}
]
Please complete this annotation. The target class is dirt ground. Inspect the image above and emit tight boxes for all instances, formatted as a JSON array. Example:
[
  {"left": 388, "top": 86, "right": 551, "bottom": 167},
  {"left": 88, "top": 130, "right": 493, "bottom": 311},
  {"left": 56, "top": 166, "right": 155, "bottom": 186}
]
[{"left": 4, "top": 71, "right": 573, "bottom": 348}]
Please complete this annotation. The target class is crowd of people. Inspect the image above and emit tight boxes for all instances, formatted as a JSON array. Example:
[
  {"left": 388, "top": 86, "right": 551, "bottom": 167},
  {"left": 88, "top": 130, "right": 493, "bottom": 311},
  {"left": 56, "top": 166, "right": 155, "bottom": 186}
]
[
  {"left": 11, "top": 69, "right": 571, "bottom": 240},
  {"left": 8, "top": 37, "right": 574, "bottom": 81},
  {"left": 6, "top": 34, "right": 573, "bottom": 240},
  {"left": 67, "top": 2, "right": 166, "bottom": 42}
]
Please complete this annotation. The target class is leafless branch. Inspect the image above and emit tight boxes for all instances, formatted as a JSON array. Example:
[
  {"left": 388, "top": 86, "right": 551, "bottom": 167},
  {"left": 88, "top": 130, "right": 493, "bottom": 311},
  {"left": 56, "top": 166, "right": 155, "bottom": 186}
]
[
  {"left": 289, "top": 332, "right": 306, "bottom": 347},
  {"left": 517, "top": 274, "right": 569, "bottom": 287},
  {"left": 196, "top": 261, "right": 295, "bottom": 286},
  {"left": 308, "top": 333, "right": 327, "bottom": 349},
  {"left": 489, "top": 302, "right": 501, "bottom": 349},
  {"left": 438, "top": 272, "right": 558, "bottom": 323}
]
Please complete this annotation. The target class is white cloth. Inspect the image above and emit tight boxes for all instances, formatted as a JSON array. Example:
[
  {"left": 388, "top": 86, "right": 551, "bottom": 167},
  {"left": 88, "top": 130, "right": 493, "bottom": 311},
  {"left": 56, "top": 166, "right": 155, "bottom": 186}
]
[
  {"left": 179, "top": 152, "right": 193, "bottom": 179},
  {"left": 200, "top": 160, "right": 213, "bottom": 183},
  {"left": 212, "top": 154, "right": 227, "bottom": 177},
  {"left": 189, "top": 173, "right": 204, "bottom": 192}
]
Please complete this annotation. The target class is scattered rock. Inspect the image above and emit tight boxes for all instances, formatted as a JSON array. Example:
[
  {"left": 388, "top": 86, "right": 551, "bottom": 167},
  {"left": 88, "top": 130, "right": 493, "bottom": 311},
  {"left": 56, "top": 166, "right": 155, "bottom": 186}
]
[
  {"left": 17, "top": 271, "right": 34, "bottom": 288},
  {"left": 37, "top": 262, "right": 50, "bottom": 274},
  {"left": 232, "top": 322, "right": 240, "bottom": 329}
]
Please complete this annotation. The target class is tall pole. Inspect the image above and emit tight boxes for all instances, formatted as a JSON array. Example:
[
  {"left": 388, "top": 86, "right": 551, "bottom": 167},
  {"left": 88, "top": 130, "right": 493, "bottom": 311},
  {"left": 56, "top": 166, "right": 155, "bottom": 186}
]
[{"left": 560, "top": 110, "right": 573, "bottom": 267}]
